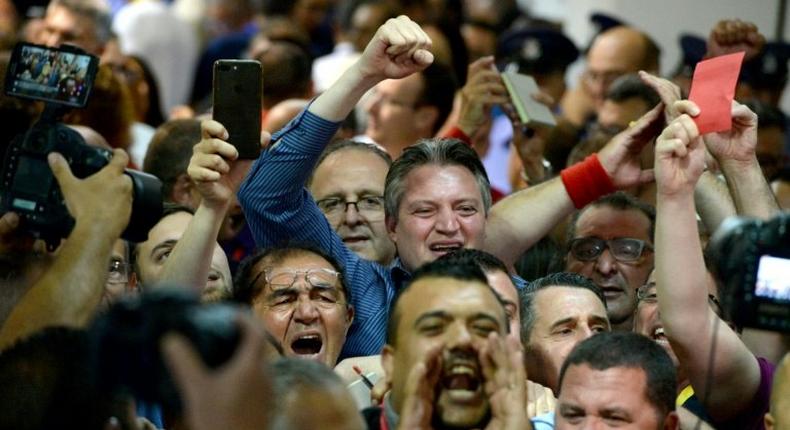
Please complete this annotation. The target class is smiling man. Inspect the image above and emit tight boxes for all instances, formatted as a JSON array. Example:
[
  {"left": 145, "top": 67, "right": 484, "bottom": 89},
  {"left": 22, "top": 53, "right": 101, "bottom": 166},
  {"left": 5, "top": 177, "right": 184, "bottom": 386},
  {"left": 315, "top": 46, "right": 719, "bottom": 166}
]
[
  {"left": 226, "top": 16, "right": 665, "bottom": 358},
  {"left": 565, "top": 192, "right": 655, "bottom": 332}
]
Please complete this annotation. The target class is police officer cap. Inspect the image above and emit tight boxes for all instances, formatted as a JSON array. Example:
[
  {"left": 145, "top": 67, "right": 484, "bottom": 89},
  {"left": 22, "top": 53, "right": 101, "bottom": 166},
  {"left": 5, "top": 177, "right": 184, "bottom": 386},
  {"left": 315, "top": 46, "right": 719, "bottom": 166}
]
[
  {"left": 497, "top": 28, "right": 579, "bottom": 75},
  {"left": 741, "top": 41, "right": 790, "bottom": 89},
  {"left": 675, "top": 34, "right": 706, "bottom": 78}
]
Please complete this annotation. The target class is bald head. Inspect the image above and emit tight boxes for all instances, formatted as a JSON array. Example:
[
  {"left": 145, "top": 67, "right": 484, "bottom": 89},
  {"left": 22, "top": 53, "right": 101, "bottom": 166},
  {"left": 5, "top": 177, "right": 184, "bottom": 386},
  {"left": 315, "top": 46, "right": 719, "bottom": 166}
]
[{"left": 585, "top": 26, "right": 660, "bottom": 107}]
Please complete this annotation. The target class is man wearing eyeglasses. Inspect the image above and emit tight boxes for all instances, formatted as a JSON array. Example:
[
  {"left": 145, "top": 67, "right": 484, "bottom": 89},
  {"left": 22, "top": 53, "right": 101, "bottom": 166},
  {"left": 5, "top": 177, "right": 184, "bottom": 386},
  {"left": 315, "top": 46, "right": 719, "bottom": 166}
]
[
  {"left": 561, "top": 25, "right": 660, "bottom": 128},
  {"left": 565, "top": 191, "right": 655, "bottom": 332},
  {"left": 101, "top": 239, "right": 138, "bottom": 308},
  {"left": 233, "top": 245, "right": 354, "bottom": 367},
  {"left": 308, "top": 140, "right": 397, "bottom": 266}
]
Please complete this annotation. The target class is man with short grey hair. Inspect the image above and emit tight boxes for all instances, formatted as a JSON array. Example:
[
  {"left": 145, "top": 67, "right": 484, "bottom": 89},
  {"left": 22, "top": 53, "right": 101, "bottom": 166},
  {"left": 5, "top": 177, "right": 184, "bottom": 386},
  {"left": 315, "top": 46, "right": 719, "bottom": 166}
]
[
  {"left": 194, "top": 15, "right": 667, "bottom": 358},
  {"left": 520, "top": 272, "right": 610, "bottom": 394},
  {"left": 33, "top": 0, "right": 111, "bottom": 56}
]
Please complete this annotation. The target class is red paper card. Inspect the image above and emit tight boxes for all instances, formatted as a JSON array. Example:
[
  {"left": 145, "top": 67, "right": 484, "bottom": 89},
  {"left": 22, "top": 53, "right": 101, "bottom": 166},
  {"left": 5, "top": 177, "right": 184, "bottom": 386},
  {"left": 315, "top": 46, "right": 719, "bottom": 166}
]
[{"left": 688, "top": 52, "right": 745, "bottom": 134}]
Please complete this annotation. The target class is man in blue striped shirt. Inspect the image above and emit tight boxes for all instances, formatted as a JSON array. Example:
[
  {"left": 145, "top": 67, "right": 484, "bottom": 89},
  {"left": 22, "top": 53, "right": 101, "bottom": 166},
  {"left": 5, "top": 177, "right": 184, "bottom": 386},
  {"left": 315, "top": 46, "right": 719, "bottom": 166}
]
[{"left": 193, "top": 16, "right": 664, "bottom": 358}]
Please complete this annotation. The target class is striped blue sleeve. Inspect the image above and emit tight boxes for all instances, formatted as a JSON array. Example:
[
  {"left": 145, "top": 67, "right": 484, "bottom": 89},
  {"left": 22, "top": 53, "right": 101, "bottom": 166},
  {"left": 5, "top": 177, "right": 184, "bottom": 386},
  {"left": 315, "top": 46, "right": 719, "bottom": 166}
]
[{"left": 237, "top": 106, "right": 392, "bottom": 357}]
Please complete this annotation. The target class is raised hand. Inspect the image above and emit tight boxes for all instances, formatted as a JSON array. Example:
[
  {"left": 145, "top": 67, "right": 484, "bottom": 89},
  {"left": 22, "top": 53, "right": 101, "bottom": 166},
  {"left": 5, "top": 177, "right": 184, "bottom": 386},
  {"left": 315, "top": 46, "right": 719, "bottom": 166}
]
[
  {"left": 480, "top": 333, "right": 529, "bottom": 430},
  {"left": 707, "top": 19, "right": 765, "bottom": 61},
  {"left": 357, "top": 15, "right": 434, "bottom": 82},
  {"left": 688, "top": 101, "right": 758, "bottom": 168},
  {"left": 597, "top": 103, "right": 665, "bottom": 189},
  {"left": 188, "top": 121, "right": 270, "bottom": 211},
  {"left": 49, "top": 148, "right": 133, "bottom": 238},
  {"left": 639, "top": 70, "right": 682, "bottom": 122},
  {"left": 654, "top": 109, "right": 706, "bottom": 197},
  {"left": 395, "top": 342, "right": 444, "bottom": 430},
  {"left": 457, "top": 56, "right": 510, "bottom": 137}
]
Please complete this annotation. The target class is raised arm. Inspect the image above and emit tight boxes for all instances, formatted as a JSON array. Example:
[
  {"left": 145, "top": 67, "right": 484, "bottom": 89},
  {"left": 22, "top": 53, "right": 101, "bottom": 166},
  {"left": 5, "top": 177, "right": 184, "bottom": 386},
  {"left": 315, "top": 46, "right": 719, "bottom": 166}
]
[
  {"left": 309, "top": 15, "right": 433, "bottom": 122},
  {"left": 485, "top": 104, "right": 663, "bottom": 267},
  {"left": 0, "top": 150, "right": 132, "bottom": 349},
  {"left": 697, "top": 101, "right": 780, "bottom": 220},
  {"left": 157, "top": 121, "right": 263, "bottom": 294},
  {"left": 238, "top": 15, "right": 434, "bottom": 253},
  {"left": 654, "top": 105, "right": 762, "bottom": 423}
]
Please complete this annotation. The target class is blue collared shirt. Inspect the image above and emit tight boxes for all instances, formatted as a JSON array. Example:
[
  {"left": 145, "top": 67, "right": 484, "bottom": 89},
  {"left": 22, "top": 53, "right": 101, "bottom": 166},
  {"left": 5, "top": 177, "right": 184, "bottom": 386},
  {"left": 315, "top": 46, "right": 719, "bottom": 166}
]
[{"left": 238, "top": 107, "right": 527, "bottom": 359}]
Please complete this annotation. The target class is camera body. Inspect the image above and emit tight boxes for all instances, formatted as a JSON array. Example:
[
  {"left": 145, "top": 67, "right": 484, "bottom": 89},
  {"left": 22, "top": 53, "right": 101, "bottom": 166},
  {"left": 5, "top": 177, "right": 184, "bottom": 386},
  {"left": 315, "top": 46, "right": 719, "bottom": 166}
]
[
  {"left": 708, "top": 213, "right": 790, "bottom": 332},
  {"left": 1, "top": 42, "right": 162, "bottom": 248},
  {"left": 90, "top": 288, "right": 241, "bottom": 411}
]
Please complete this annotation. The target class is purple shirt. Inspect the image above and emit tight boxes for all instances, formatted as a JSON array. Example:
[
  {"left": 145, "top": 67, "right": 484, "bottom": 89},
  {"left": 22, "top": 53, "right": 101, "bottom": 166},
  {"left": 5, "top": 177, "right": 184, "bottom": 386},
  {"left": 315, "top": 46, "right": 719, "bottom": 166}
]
[{"left": 723, "top": 356, "right": 775, "bottom": 430}]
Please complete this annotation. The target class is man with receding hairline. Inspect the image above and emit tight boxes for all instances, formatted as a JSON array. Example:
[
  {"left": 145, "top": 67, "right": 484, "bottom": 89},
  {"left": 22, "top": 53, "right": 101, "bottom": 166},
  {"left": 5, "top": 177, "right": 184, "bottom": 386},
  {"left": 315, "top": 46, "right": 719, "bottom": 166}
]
[
  {"left": 33, "top": 0, "right": 111, "bottom": 56},
  {"left": 562, "top": 25, "right": 660, "bottom": 126}
]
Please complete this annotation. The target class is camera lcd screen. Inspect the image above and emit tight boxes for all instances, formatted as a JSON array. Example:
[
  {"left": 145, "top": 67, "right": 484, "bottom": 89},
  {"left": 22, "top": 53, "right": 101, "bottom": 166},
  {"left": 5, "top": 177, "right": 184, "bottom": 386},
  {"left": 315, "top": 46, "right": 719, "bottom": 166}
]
[
  {"left": 4, "top": 43, "right": 97, "bottom": 108},
  {"left": 755, "top": 255, "right": 790, "bottom": 301}
]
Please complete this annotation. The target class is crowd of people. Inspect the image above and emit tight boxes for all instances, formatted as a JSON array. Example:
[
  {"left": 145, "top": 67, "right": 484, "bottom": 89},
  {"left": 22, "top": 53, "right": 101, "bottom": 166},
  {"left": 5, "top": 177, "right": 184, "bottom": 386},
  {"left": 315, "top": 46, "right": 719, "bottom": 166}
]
[{"left": 0, "top": 0, "right": 789, "bottom": 429}]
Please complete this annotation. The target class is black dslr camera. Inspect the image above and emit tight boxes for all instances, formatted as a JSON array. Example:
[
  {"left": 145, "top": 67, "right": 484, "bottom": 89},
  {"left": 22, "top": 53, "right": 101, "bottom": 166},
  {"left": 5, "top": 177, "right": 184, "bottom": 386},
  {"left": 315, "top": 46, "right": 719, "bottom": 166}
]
[
  {"left": 707, "top": 213, "right": 790, "bottom": 332},
  {"left": 1, "top": 42, "right": 162, "bottom": 249},
  {"left": 89, "top": 288, "right": 241, "bottom": 411}
]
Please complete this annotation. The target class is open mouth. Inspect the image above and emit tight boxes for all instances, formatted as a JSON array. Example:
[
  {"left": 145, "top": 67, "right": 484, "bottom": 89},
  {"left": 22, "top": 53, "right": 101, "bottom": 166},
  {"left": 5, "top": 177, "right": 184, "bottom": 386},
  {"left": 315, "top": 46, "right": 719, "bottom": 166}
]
[
  {"left": 652, "top": 327, "right": 670, "bottom": 346},
  {"left": 207, "top": 270, "right": 221, "bottom": 283},
  {"left": 290, "top": 334, "right": 323, "bottom": 356},
  {"left": 429, "top": 243, "right": 463, "bottom": 254},
  {"left": 441, "top": 362, "right": 482, "bottom": 402}
]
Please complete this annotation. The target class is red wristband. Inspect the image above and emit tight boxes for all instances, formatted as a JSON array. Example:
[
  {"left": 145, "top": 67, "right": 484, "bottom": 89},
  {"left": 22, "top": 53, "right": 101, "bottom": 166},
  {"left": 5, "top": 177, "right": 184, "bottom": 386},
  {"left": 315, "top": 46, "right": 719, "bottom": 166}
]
[
  {"left": 443, "top": 125, "right": 472, "bottom": 146},
  {"left": 560, "top": 154, "right": 616, "bottom": 209}
]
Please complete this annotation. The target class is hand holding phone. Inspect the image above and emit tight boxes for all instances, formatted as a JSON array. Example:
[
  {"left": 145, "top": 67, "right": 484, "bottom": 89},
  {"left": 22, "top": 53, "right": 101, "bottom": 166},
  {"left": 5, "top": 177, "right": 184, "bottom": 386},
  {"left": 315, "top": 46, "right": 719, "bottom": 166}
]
[
  {"left": 501, "top": 72, "right": 556, "bottom": 127},
  {"left": 212, "top": 60, "right": 262, "bottom": 159}
]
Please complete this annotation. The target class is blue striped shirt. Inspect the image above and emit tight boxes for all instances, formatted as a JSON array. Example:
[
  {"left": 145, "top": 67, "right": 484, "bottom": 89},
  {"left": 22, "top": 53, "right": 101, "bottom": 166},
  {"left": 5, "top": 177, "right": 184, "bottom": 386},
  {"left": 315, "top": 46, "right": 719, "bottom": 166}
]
[
  {"left": 238, "top": 108, "right": 398, "bottom": 358},
  {"left": 238, "top": 107, "right": 528, "bottom": 358}
]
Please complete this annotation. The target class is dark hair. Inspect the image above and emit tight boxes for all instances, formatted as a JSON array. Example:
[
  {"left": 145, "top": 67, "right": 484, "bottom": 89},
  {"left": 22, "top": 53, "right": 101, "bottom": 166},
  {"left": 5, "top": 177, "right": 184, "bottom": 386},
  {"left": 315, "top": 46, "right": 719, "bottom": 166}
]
[
  {"left": 519, "top": 272, "right": 607, "bottom": 343},
  {"left": 63, "top": 64, "right": 134, "bottom": 150},
  {"left": 232, "top": 244, "right": 350, "bottom": 305},
  {"left": 566, "top": 191, "right": 656, "bottom": 246},
  {"left": 307, "top": 139, "right": 393, "bottom": 188},
  {"left": 128, "top": 55, "right": 165, "bottom": 127},
  {"left": 335, "top": 0, "right": 395, "bottom": 32},
  {"left": 0, "top": 327, "right": 119, "bottom": 429},
  {"left": 743, "top": 99, "right": 787, "bottom": 130},
  {"left": 416, "top": 61, "right": 458, "bottom": 134},
  {"left": 605, "top": 73, "right": 660, "bottom": 108},
  {"left": 255, "top": 40, "right": 312, "bottom": 107},
  {"left": 386, "top": 258, "right": 498, "bottom": 345},
  {"left": 384, "top": 138, "right": 491, "bottom": 222},
  {"left": 514, "top": 236, "right": 563, "bottom": 282},
  {"left": 437, "top": 248, "right": 508, "bottom": 275},
  {"left": 131, "top": 203, "right": 196, "bottom": 279},
  {"left": 143, "top": 119, "right": 202, "bottom": 200},
  {"left": 558, "top": 331, "right": 677, "bottom": 420}
]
